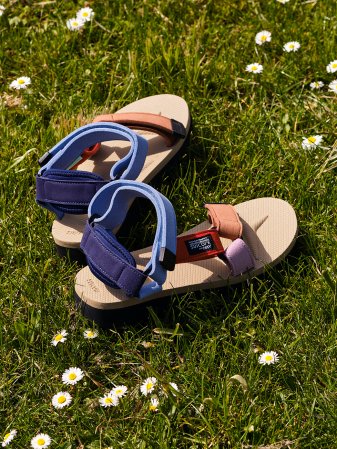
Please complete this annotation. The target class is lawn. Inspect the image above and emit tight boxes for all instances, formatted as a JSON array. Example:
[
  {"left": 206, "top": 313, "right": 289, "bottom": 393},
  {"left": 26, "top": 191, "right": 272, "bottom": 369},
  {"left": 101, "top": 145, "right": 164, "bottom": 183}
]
[{"left": 0, "top": 0, "right": 337, "bottom": 448}]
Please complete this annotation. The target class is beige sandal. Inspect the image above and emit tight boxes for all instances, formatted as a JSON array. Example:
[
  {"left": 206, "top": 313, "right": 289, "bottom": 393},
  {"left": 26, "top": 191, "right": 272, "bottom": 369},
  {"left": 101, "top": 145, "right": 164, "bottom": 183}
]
[
  {"left": 36, "top": 94, "right": 190, "bottom": 263},
  {"left": 74, "top": 181, "right": 298, "bottom": 327}
]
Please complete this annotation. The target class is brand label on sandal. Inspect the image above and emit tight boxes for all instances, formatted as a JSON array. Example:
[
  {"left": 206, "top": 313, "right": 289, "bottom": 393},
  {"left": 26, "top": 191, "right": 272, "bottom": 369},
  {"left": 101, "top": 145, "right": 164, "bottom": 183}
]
[{"left": 185, "top": 234, "right": 215, "bottom": 255}]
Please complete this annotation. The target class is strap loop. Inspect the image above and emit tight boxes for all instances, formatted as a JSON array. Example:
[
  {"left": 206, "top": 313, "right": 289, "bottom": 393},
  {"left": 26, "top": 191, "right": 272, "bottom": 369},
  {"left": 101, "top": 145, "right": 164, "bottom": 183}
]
[{"left": 84, "top": 180, "right": 177, "bottom": 298}]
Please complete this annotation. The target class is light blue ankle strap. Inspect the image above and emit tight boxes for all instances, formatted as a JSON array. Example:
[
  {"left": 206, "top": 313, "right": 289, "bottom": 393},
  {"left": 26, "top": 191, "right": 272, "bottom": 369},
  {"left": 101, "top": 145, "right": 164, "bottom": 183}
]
[
  {"left": 88, "top": 180, "right": 177, "bottom": 298},
  {"left": 38, "top": 122, "right": 148, "bottom": 181}
]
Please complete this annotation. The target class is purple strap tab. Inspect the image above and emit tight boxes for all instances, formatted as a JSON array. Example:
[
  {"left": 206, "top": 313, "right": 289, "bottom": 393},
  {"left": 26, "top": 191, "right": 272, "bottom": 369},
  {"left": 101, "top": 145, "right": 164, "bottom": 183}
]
[
  {"left": 36, "top": 169, "right": 108, "bottom": 217},
  {"left": 81, "top": 222, "right": 147, "bottom": 297},
  {"left": 223, "top": 239, "right": 255, "bottom": 276}
]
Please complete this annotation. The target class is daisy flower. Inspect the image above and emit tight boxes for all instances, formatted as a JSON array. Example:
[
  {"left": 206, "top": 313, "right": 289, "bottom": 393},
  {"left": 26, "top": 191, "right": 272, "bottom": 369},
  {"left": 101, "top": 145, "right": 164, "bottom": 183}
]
[
  {"left": 83, "top": 329, "right": 98, "bottom": 339},
  {"left": 276, "top": 0, "right": 290, "bottom": 3},
  {"left": 310, "top": 81, "right": 324, "bottom": 90},
  {"left": 258, "top": 351, "right": 279, "bottom": 365},
  {"left": 328, "top": 80, "right": 337, "bottom": 93},
  {"left": 30, "top": 434, "right": 51, "bottom": 449},
  {"left": 255, "top": 31, "right": 271, "bottom": 46},
  {"left": 283, "top": 41, "right": 300, "bottom": 52},
  {"left": 245, "top": 63, "right": 263, "bottom": 74},
  {"left": 0, "top": 5, "right": 5, "bottom": 16},
  {"left": 51, "top": 330, "right": 67, "bottom": 346},
  {"left": 326, "top": 60, "right": 337, "bottom": 73},
  {"left": 76, "top": 7, "right": 94, "bottom": 22},
  {"left": 66, "top": 17, "right": 85, "bottom": 31},
  {"left": 52, "top": 391, "right": 72, "bottom": 409},
  {"left": 302, "top": 135, "right": 323, "bottom": 150},
  {"left": 140, "top": 377, "right": 157, "bottom": 396},
  {"left": 62, "top": 367, "right": 84, "bottom": 385},
  {"left": 2, "top": 430, "right": 17, "bottom": 447},
  {"left": 169, "top": 382, "right": 179, "bottom": 395},
  {"left": 9, "top": 76, "right": 31, "bottom": 90},
  {"left": 110, "top": 385, "right": 128, "bottom": 398},
  {"left": 99, "top": 393, "right": 119, "bottom": 407},
  {"left": 149, "top": 397, "right": 159, "bottom": 412}
]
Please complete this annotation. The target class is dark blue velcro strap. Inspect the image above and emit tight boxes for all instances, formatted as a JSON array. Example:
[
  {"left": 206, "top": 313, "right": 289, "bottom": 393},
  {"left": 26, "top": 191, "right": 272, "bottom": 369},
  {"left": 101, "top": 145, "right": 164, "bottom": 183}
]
[
  {"left": 36, "top": 169, "right": 108, "bottom": 218},
  {"left": 81, "top": 222, "right": 147, "bottom": 297}
]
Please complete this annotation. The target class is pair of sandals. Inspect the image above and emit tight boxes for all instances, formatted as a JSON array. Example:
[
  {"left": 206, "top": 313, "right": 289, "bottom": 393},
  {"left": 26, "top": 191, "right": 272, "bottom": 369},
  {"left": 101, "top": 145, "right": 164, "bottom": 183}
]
[{"left": 36, "top": 94, "right": 298, "bottom": 327}]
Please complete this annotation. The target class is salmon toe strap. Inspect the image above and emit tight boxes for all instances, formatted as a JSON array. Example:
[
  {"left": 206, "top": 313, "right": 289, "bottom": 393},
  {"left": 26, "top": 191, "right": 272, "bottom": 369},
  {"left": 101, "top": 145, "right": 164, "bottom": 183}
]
[{"left": 204, "top": 203, "right": 242, "bottom": 240}]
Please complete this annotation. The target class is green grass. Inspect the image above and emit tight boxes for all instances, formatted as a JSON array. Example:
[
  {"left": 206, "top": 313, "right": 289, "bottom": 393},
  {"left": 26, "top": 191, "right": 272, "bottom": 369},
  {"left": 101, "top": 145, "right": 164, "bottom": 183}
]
[{"left": 1, "top": 0, "right": 337, "bottom": 448}]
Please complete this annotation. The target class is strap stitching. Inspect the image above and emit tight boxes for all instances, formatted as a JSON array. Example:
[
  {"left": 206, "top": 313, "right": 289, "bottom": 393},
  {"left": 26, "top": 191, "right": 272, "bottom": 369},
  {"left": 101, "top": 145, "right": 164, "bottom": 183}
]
[{"left": 88, "top": 227, "right": 145, "bottom": 286}]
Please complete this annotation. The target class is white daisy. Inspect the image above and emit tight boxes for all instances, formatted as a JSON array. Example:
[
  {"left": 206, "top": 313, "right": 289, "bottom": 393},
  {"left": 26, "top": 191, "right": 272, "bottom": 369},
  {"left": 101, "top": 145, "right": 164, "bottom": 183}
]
[
  {"left": 51, "top": 330, "right": 67, "bottom": 346},
  {"left": 83, "top": 329, "right": 98, "bottom": 339},
  {"left": 169, "top": 382, "right": 179, "bottom": 395},
  {"left": 258, "top": 351, "right": 279, "bottom": 365},
  {"left": 283, "top": 41, "right": 301, "bottom": 52},
  {"left": 255, "top": 31, "right": 271, "bottom": 46},
  {"left": 0, "top": 5, "right": 5, "bottom": 16},
  {"left": 328, "top": 80, "right": 337, "bottom": 93},
  {"left": 99, "top": 393, "right": 119, "bottom": 407},
  {"left": 326, "top": 60, "right": 337, "bottom": 73},
  {"left": 76, "top": 7, "right": 94, "bottom": 22},
  {"left": 2, "top": 430, "right": 17, "bottom": 447},
  {"left": 276, "top": 0, "right": 290, "bottom": 3},
  {"left": 140, "top": 377, "right": 157, "bottom": 396},
  {"left": 245, "top": 63, "right": 263, "bottom": 74},
  {"left": 52, "top": 391, "right": 72, "bottom": 409},
  {"left": 66, "top": 17, "right": 85, "bottom": 31},
  {"left": 310, "top": 81, "right": 324, "bottom": 90},
  {"left": 62, "top": 367, "right": 84, "bottom": 385},
  {"left": 30, "top": 433, "right": 51, "bottom": 449},
  {"left": 9, "top": 76, "right": 31, "bottom": 90},
  {"left": 149, "top": 397, "right": 159, "bottom": 412},
  {"left": 110, "top": 385, "right": 128, "bottom": 398},
  {"left": 302, "top": 135, "right": 323, "bottom": 150}
]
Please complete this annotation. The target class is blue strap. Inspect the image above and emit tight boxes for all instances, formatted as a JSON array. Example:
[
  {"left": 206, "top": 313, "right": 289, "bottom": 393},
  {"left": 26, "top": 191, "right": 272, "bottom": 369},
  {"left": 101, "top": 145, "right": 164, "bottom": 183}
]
[
  {"left": 81, "top": 222, "right": 147, "bottom": 296},
  {"left": 38, "top": 122, "right": 148, "bottom": 181},
  {"left": 36, "top": 169, "right": 108, "bottom": 218},
  {"left": 36, "top": 123, "right": 148, "bottom": 218},
  {"left": 85, "top": 180, "right": 177, "bottom": 299}
]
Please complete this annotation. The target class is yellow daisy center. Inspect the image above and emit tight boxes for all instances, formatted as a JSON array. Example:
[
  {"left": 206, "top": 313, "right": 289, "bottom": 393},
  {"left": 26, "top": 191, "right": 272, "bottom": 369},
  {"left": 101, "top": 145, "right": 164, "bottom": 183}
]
[
  {"left": 149, "top": 404, "right": 157, "bottom": 411},
  {"left": 265, "top": 355, "right": 273, "bottom": 361},
  {"left": 146, "top": 383, "right": 153, "bottom": 390},
  {"left": 18, "top": 79, "right": 25, "bottom": 84},
  {"left": 55, "top": 334, "right": 63, "bottom": 341},
  {"left": 332, "top": 63, "right": 337, "bottom": 68},
  {"left": 4, "top": 433, "right": 11, "bottom": 440},
  {"left": 105, "top": 397, "right": 113, "bottom": 404},
  {"left": 87, "top": 331, "right": 94, "bottom": 337},
  {"left": 261, "top": 35, "right": 267, "bottom": 41},
  {"left": 37, "top": 438, "right": 45, "bottom": 445},
  {"left": 308, "top": 136, "right": 316, "bottom": 144},
  {"left": 83, "top": 12, "right": 88, "bottom": 17},
  {"left": 73, "top": 21, "right": 78, "bottom": 26},
  {"left": 58, "top": 395, "right": 66, "bottom": 403},
  {"left": 289, "top": 44, "right": 294, "bottom": 49},
  {"left": 69, "top": 373, "right": 77, "bottom": 380},
  {"left": 116, "top": 389, "right": 123, "bottom": 394},
  {"left": 252, "top": 66, "right": 257, "bottom": 71}
]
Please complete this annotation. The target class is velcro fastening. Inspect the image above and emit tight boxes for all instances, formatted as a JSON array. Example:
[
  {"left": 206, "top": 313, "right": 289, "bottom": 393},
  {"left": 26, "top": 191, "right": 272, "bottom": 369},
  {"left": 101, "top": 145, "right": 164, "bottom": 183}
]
[
  {"left": 36, "top": 169, "right": 108, "bottom": 217},
  {"left": 176, "top": 230, "right": 225, "bottom": 264},
  {"left": 222, "top": 238, "right": 255, "bottom": 276},
  {"left": 81, "top": 222, "right": 147, "bottom": 297},
  {"left": 204, "top": 203, "right": 242, "bottom": 240}
]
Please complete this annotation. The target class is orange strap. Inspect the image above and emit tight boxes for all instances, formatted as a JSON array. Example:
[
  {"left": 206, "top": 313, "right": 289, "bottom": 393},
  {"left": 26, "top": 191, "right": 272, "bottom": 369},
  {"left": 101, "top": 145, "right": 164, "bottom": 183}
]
[
  {"left": 93, "top": 112, "right": 185, "bottom": 146},
  {"left": 204, "top": 203, "right": 242, "bottom": 240}
]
